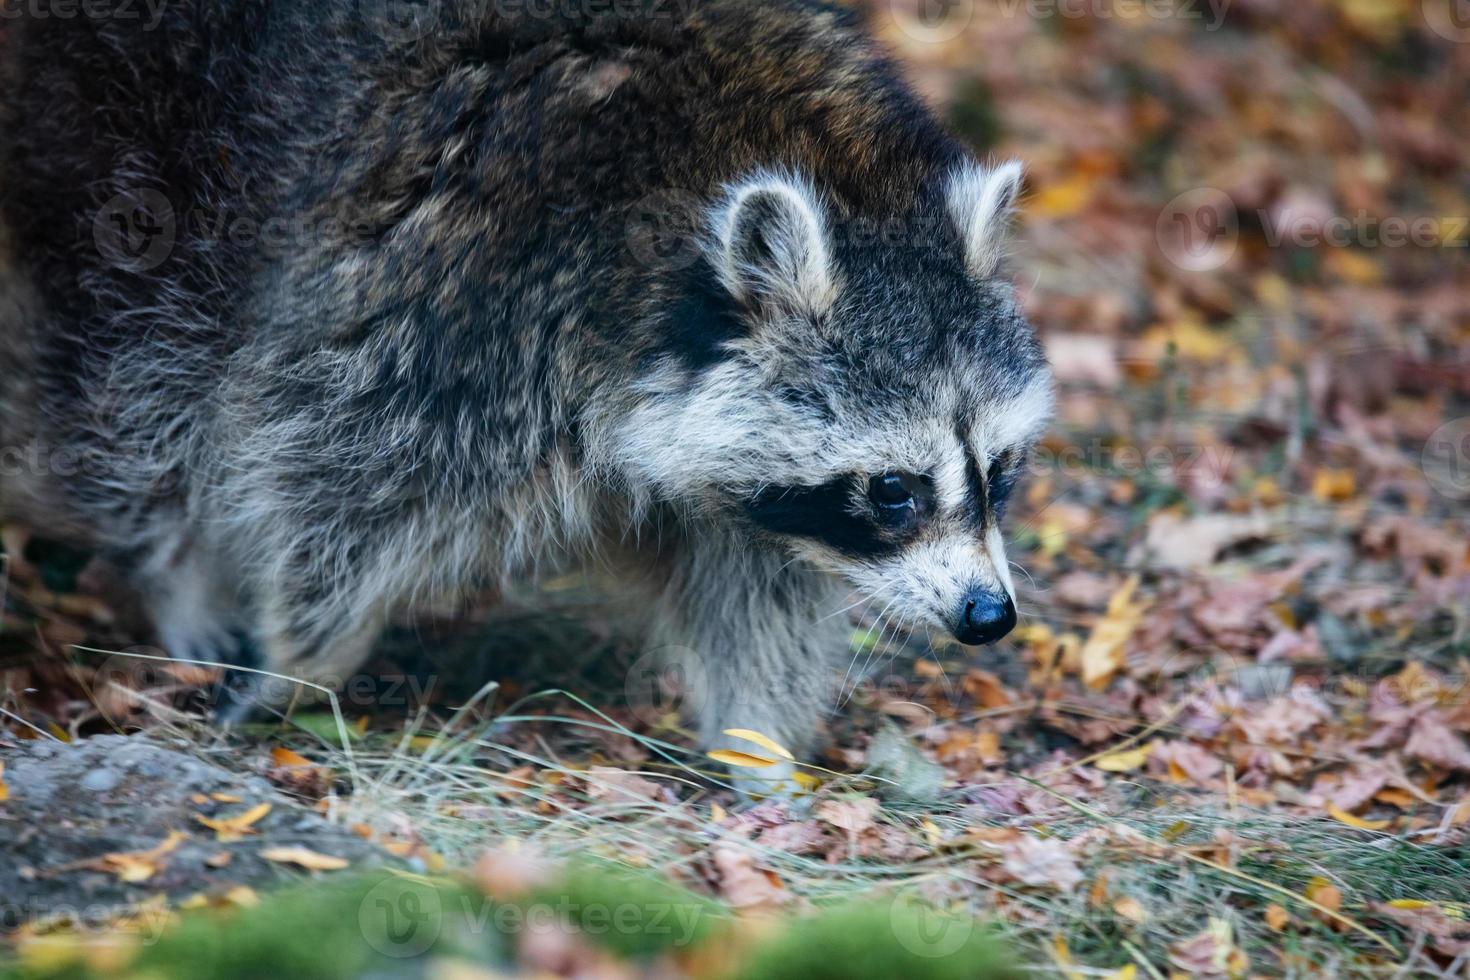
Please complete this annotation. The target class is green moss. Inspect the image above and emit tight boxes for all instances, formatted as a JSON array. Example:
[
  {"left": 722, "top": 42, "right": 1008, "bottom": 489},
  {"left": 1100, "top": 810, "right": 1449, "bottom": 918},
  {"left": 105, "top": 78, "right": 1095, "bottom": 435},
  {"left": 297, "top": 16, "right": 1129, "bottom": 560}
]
[{"left": 733, "top": 901, "right": 1016, "bottom": 980}]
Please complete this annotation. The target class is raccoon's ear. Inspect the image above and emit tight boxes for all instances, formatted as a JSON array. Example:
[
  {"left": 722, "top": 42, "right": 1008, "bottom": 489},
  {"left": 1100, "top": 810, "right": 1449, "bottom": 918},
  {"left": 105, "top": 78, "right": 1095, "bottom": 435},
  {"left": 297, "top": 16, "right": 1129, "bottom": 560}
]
[
  {"left": 710, "top": 172, "right": 837, "bottom": 317},
  {"left": 946, "top": 160, "right": 1024, "bottom": 279}
]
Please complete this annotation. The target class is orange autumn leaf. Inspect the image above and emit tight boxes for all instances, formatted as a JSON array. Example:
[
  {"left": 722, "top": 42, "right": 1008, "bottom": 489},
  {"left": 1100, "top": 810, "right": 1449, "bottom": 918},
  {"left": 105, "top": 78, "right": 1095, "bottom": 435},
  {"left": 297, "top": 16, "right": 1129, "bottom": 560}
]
[
  {"left": 270, "top": 746, "right": 313, "bottom": 768},
  {"left": 195, "top": 802, "right": 271, "bottom": 842}
]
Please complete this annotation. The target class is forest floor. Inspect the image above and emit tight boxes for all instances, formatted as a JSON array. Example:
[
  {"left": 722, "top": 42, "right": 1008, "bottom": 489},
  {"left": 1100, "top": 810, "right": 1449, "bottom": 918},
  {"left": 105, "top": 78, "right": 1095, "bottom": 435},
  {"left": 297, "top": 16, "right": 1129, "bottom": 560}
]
[{"left": 3, "top": 1, "right": 1469, "bottom": 977}]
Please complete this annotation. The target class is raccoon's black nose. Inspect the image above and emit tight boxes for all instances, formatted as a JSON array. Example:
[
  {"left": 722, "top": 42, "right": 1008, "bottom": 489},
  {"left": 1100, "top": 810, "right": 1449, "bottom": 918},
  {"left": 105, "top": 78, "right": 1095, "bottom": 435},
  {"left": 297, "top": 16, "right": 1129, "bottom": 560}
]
[{"left": 953, "top": 591, "right": 1017, "bottom": 646}]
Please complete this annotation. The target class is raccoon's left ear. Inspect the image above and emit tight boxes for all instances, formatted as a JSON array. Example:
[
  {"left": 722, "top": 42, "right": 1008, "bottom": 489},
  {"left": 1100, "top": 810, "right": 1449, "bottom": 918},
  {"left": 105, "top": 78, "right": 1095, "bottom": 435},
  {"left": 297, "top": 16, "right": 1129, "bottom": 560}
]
[
  {"left": 710, "top": 171, "right": 838, "bottom": 317},
  {"left": 946, "top": 160, "right": 1024, "bottom": 279}
]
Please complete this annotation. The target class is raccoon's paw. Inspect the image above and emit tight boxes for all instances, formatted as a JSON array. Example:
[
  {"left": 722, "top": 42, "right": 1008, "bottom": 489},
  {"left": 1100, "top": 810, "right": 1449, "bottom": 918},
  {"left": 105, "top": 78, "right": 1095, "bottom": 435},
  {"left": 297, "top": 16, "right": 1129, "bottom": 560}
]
[
  {"left": 155, "top": 617, "right": 263, "bottom": 722},
  {"left": 727, "top": 759, "right": 800, "bottom": 803}
]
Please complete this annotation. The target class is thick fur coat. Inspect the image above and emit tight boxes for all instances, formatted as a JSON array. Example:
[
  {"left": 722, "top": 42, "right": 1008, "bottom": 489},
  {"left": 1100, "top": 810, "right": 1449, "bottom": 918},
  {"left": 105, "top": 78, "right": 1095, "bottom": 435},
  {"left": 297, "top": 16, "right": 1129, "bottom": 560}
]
[{"left": 0, "top": 0, "right": 1051, "bottom": 791}]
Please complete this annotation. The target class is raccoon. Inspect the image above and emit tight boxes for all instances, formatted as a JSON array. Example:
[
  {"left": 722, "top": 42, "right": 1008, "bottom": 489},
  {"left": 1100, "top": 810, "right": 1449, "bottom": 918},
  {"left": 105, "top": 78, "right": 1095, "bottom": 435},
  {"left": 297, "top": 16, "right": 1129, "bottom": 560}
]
[{"left": 0, "top": 0, "right": 1052, "bottom": 790}]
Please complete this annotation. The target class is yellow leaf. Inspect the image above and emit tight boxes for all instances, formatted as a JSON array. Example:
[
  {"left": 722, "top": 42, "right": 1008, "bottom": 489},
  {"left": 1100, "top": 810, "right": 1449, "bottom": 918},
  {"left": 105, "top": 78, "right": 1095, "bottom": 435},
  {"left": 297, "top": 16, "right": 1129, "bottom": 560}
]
[
  {"left": 97, "top": 830, "right": 187, "bottom": 883},
  {"left": 1094, "top": 743, "right": 1153, "bottom": 773},
  {"left": 710, "top": 803, "right": 728, "bottom": 824},
  {"left": 210, "top": 793, "right": 242, "bottom": 803},
  {"left": 1107, "top": 966, "right": 1137, "bottom": 980},
  {"left": 722, "top": 728, "right": 795, "bottom": 761},
  {"left": 1326, "top": 803, "right": 1390, "bottom": 831},
  {"left": 224, "top": 885, "right": 260, "bottom": 908},
  {"left": 708, "top": 749, "right": 781, "bottom": 769},
  {"left": 1080, "top": 575, "right": 1146, "bottom": 689},
  {"left": 1113, "top": 897, "right": 1148, "bottom": 924},
  {"left": 1265, "top": 903, "right": 1290, "bottom": 930},
  {"left": 260, "top": 846, "right": 349, "bottom": 871},
  {"left": 1312, "top": 469, "right": 1356, "bottom": 503},
  {"left": 791, "top": 771, "right": 821, "bottom": 792},
  {"left": 1030, "top": 174, "right": 1095, "bottom": 219},
  {"left": 195, "top": 802, "right": 271, "bottom": 842},
  {"left": 1387, "top": 899, "right": 1432, "bottom": 910},
  {"left": 0, "top": 761, "right": 8, "bottom": 803}
]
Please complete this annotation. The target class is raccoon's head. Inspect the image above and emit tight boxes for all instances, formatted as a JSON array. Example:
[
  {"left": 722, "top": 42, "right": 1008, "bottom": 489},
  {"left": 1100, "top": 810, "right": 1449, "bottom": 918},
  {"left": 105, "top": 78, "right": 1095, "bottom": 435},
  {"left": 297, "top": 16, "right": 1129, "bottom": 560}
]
[{"left": 606, "top": 162, "right": 1051, "bottom": 646}]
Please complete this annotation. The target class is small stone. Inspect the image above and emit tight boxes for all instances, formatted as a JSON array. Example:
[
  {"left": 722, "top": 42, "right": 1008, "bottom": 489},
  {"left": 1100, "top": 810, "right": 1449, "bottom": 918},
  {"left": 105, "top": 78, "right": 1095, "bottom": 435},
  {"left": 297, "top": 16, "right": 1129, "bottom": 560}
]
[{"left": 79, "top": 769, "right": 121, "bottom": 793}]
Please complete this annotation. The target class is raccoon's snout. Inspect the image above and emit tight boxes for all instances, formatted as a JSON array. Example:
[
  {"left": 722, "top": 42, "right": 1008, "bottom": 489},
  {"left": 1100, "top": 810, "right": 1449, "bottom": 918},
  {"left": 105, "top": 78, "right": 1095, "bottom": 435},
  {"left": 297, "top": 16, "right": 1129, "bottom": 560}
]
[{"left": 953, "top": 589, "right": 1017, "bottom": 646}]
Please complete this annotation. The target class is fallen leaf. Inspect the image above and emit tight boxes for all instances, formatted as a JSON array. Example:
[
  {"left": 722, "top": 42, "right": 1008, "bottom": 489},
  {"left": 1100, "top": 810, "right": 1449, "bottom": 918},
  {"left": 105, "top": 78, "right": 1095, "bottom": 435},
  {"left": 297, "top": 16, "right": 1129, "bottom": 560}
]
[
  {"left": 707, "top": 749, "right": 781, "bottom": 769},
  {"left": 722, "top": 728, "right": 795, "bottom": 761},
  {"left": 195, "top": 802, "right": 271, "bottom": 842},
  {"left": 1001, "top": 835, "right": 1084, "bottom": 891},
  {"left": 1079, "top": 575, "right": 1146, "bottom": 689},
  {"left": 584, "top": 766, "right": 665, "bottom": 804},
  {"left": 270, "top": 747, "right": 313, "bottom": 768},
  {"left": 1265, "top": 904, "right": 1290, "bottom": 931},
  {"left": 93, "top": 831, "right": 187, "bottom": 883},
  {"left": 1144, "top": 512, "right": 1273, "bottom": 570},
  {"left": 1113, "top": 896, "right": 1148, "bottom": 923},
  {"left": 1405, "top": 715, "right": 1470, "bottom": 772},
  {"left": 1094, "top": 743, "right": 1153, "bottom": 772},
  {"left": 1312, "top": 468, "right": 1357, "bottom": 502},
  {"left": 1326, "top": 802, "right": 1390, "bottom": 831},
  {"left": 712, "top": 844, "right": 790, "bottom": 909},
  {"left": 259, "top": 846, "right": 349, "bottom": 871}
]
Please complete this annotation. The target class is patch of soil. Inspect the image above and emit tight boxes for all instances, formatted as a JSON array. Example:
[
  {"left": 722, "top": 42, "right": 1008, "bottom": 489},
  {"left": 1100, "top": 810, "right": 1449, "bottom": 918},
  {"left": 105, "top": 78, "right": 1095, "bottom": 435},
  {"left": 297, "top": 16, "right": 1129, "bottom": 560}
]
[{"left": 1, "top": 735, "right": 393, "bottom": 930}]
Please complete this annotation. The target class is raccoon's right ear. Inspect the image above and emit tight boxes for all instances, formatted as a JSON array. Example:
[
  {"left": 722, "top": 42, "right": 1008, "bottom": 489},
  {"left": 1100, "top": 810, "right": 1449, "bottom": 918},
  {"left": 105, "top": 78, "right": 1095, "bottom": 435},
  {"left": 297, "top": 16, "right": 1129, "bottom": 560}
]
[
  {"left": 709, "top": 172, "right": 838, "bottom": 317},
  {"left": 946, "top": 160, "right": 1024, "bottom": 279}
]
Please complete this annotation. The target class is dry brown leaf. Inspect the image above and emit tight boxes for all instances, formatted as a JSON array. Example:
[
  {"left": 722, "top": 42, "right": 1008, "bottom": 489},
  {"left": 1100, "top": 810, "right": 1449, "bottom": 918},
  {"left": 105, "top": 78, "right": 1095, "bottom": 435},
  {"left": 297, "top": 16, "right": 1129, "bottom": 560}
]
[
  {"left": 1405, "top": 714, "right": 1470, "bottom": 772},
  {"left": 584, "top": 766, "right": 665, "bottom": 804},
  {"left": 259, "top": 846, "right": 349, "bottom": 871},
  {"left": 1143, "top": 512, "right": 1273, "bottom": 570},
  {"left": 1000, "top": 835, "right": 1084, "bottom": 892},
  {"left": 712, "top": 844, "right": 790, "bottom": 910}
]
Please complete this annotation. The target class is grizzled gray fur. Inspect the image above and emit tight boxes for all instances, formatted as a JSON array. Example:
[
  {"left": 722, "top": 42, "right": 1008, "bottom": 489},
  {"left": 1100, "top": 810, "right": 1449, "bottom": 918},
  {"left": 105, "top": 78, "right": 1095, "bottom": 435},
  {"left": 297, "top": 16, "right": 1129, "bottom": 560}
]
[{"left": 0, "top": 0, "right": 1051, "bottom": 791}]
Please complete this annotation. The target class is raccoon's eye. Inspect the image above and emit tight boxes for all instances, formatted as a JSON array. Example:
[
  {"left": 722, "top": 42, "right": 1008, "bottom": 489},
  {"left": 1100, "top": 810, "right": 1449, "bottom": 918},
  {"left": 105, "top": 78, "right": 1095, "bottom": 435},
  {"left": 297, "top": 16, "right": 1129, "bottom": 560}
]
[
  {"left": 986, "top": 457, "right": 1018, "bottom": 515},
  {"left": 868, "top": 473, "right": 920, "bottom": 511}
]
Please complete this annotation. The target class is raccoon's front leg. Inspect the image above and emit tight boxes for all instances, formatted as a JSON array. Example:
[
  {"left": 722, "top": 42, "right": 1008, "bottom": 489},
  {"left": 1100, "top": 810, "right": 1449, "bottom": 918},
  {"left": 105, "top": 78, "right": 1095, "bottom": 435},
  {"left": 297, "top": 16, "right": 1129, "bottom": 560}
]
[
  {"left": 222, "top": 522, "right": 398, "bottom": 720},
  {"left": 653, "top": 535, "right": 850, "bottom": 797}
]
